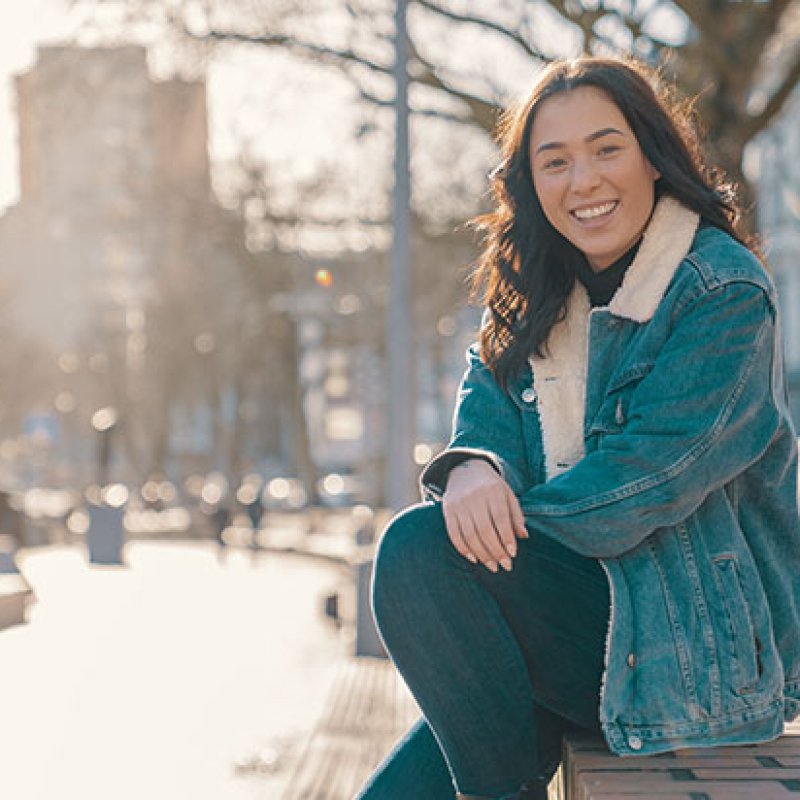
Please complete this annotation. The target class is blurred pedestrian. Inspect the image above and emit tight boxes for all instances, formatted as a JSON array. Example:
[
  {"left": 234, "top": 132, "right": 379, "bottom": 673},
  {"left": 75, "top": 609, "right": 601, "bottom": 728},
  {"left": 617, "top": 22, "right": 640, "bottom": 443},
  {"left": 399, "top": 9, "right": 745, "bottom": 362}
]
[
  {"left": 237, "top": 477, "right": 265, "bottom": 552},
  {"left": 210, "top": 499, "right": 231, "bottom": 560}
]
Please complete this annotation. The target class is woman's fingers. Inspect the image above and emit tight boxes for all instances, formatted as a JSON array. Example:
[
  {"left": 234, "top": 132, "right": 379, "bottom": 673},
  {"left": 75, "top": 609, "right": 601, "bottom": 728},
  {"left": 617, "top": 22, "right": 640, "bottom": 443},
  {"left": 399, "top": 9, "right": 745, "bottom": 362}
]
[
  {"left": 442, "top": 460, "right": 527, "bottom": 571},
  {"left": 488, "top": 500, "right": 518, "bottom": 564},
  {"left": 442, "top": 505, "right": 477, "bottom": 564},
  {"left": 454, "top": 500, "right": 516, "bottom": 572},
  {"left": 506, "top": 488, "right": 529, "bottom": 540},
  {"left": 459, "top": 511, "right": 500, "bottom": 571}
]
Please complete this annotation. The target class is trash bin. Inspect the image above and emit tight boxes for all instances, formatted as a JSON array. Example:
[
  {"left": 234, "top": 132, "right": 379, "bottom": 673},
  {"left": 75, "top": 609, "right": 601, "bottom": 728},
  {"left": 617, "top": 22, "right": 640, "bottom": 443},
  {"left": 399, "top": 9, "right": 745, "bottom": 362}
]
[{"left": 86, "top": 502, "right": 125, "bottom": 565}]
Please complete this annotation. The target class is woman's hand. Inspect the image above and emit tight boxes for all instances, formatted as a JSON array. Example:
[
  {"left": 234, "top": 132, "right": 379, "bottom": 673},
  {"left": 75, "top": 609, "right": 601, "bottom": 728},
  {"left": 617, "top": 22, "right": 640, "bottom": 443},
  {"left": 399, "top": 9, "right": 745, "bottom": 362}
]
[{"left": 443, "top": 458, "right": 529, "bottom": 572}]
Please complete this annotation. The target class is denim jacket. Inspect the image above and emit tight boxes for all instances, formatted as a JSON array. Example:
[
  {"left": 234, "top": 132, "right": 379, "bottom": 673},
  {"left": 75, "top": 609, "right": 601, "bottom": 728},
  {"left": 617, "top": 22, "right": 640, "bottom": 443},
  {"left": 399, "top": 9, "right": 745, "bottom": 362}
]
[{"left": 420, "top": 196, "right": 800, "bottom": 756}]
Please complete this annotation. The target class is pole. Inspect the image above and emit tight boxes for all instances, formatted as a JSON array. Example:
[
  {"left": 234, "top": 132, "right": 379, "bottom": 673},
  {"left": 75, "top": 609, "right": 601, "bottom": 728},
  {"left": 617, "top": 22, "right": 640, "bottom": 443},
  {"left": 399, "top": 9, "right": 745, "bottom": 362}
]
[{"left": 386, "top": 0, "right": 414, "bottom": 510}]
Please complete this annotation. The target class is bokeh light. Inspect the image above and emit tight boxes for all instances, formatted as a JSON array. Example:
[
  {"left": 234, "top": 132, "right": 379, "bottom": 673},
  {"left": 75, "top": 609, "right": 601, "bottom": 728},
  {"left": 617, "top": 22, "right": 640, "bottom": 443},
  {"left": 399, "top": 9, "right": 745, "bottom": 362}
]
[{"left": 314, "top": 268, "right": 333, "bottom": 287}]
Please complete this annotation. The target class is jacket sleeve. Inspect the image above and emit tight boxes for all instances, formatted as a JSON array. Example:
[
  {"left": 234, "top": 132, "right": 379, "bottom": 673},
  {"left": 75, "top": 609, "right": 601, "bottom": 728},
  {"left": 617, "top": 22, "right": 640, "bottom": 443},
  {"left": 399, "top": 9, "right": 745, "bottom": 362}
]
[
  {"left": 518, "top": 281, "right": 783, "bottom": 558},
  {"left": 419, "top": 341, "right": 531, "bottom": 501}
]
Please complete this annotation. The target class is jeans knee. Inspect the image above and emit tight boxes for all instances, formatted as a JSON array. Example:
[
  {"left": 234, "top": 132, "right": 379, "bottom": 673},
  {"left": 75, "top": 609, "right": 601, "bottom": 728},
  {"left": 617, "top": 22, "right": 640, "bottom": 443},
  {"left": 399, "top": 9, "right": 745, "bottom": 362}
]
[{"left": 371, "top": 502, "right": 449, "bottom": 625}]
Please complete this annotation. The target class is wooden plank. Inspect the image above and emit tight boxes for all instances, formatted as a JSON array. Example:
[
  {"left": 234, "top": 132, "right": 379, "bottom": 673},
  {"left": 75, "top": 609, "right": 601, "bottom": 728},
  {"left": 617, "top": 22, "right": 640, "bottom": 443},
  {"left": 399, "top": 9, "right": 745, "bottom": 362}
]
[
  {"left": 577, "top": 774, "right": 799, "bottom": 799},
  {"left": 584, "top": 792, "right": 793, "bottom": 800},
  {"left": 570, "top": 755, "right": 764, "bottom": 769},
  {"left": 282, "top": 657, "right": 419, "bottom": 800}
]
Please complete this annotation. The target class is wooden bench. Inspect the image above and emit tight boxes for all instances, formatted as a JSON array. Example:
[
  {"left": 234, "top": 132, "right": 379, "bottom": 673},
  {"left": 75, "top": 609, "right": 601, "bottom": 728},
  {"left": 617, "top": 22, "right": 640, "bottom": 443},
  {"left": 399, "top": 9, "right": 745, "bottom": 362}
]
[
  {"left": 561, "top": 719, "right": 800, "bottom": 799},
  {"left": 0, "top": 572, "right": 34, "bottom": 631},
  {"left": 281, "top": 656, "right": 419, "bottom": 799},
  {"left": 282, "top": 653, "right": 800, "bottom": 799}
]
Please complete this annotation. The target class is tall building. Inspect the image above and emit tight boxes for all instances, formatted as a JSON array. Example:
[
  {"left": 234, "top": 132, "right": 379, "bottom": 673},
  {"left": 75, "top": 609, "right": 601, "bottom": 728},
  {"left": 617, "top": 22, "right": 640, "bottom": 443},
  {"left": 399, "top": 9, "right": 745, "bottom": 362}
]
[
  {"left": 754, "top": 81, "right": 800, "bottom": 423},
  {"left": 0, "top": 44, "right": 211, "bottom": 348}
]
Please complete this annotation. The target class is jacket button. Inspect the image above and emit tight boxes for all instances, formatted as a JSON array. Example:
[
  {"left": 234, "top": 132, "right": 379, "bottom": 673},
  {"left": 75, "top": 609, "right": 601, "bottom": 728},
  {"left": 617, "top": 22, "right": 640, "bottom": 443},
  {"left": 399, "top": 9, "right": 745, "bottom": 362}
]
[
  {"left": 608, "top": 318, "right": 621, "bottom": 330},
  {"left": 628, "top": 735, "right": 643, "bottom": 750},
  {"left": 521, "top": 388, "right": 537, "bottom": 404},
  {"left": 627, "top": 653, "right": 636, "bottom": 668}
]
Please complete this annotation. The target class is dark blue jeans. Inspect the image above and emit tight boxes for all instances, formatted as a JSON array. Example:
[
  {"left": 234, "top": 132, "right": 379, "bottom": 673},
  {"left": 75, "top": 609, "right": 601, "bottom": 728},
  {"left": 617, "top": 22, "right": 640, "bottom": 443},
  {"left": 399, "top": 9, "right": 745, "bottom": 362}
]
[{"left": 354, "top": 502, "right": 610, "bottom": 799}]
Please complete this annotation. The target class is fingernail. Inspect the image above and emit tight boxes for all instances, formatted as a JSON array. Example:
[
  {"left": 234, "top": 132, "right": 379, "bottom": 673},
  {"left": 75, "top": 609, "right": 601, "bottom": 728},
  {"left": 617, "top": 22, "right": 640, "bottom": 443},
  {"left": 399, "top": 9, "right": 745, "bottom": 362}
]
[
  {"left": 507, "top": 542, "right": 517, "bottom": 558},
  {"left": 520, "top": 529, "right": 529, "bottom": 539},
  {"left": 487, "top": 561, "right": 498, "bottom": 573},
  {"left": 500, "top": 557, "right": 512, "bottom": 572},
  {"left": 466, "top": 553, "right": 477, "bottom": 564}
]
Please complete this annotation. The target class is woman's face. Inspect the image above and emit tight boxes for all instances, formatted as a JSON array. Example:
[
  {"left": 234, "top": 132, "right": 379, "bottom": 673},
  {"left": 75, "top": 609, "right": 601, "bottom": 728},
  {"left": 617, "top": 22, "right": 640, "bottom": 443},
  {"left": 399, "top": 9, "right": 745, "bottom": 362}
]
[{"left": 529, "top": 86, "right": 660, "bottom": 272}]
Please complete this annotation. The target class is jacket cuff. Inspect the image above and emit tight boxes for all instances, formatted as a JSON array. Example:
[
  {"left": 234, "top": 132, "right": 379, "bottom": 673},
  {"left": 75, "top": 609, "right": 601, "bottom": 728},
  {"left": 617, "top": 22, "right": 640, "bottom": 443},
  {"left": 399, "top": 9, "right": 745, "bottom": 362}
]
[{"left": 418, "top": 448, "right": 504, "bottom": 502}]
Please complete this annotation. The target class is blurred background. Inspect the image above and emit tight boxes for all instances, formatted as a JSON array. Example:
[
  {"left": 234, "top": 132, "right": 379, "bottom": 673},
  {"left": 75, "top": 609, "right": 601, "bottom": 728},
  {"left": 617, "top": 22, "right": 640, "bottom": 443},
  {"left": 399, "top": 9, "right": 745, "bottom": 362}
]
[{"left": 1, "top": 1, "right": 800, "bottom": 798}]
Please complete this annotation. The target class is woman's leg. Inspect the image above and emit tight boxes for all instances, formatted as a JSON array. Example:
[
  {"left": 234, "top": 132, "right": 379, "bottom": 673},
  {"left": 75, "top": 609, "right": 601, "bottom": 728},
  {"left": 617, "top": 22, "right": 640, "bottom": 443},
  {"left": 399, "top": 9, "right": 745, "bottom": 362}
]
[
  {"left": 353, "top": 702, "right": 576, "bottom": 799},
  {"left": 360, "top": 501, "right": 609, "bottom": 799},
  {"left": 353, "top": 717, "right": 456, "bottom": 800}
]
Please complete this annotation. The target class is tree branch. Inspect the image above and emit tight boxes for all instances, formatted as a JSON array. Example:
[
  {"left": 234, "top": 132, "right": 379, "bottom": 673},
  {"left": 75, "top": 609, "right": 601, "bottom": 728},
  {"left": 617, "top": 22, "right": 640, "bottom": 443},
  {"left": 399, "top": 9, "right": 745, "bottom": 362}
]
[
  {"left": 356, "top": 85, "right": 474, "bottom": 125},
  {"left": 743, "top": 47, "right": 800, "bottom": 140},
  {"left": 413, "top": 0, "right": 551, "bottom": 62},
  {"left": 199, "top": 27, "right": 392, "bottom": 77},
  {"left": 669, "top": 0, "right": 715, "bottom": 39},
  {"left": 194, "top": 23, "right": 499, "bottom": 130},
  {"left": 545, "top": 0, "right": 606, "bottom": 47},
  {"left": 261, "top": 212, "right": 390, "bottom": 227},
  {"left": 405, "top": 35, "right": 501, "bottom": 132}
]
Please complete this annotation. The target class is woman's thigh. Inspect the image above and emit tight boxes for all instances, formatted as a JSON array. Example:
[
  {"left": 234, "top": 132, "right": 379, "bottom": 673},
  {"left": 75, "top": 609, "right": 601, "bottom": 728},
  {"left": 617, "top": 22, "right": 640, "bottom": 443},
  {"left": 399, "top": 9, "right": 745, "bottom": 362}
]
[
  {"left": 373, "top": 501, "right": 609, "bottom": 730},
  {"left": 473, "top": 522, "right": 610, "bottom": 730}
]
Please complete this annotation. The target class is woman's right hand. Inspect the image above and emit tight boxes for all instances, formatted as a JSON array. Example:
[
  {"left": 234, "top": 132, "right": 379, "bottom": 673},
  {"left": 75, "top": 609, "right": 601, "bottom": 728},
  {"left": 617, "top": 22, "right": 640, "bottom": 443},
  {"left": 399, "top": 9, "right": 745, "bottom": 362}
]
[{"left": 443, "top": 458, "right": 529, "bottom": 573}]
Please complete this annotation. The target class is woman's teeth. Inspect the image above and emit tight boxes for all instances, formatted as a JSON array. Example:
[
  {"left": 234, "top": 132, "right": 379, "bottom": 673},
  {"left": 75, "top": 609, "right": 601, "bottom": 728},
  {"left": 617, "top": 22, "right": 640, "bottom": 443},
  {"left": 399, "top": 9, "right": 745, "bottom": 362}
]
[{"left": 572, "top": 201, "right": 618, "bottom": 220}]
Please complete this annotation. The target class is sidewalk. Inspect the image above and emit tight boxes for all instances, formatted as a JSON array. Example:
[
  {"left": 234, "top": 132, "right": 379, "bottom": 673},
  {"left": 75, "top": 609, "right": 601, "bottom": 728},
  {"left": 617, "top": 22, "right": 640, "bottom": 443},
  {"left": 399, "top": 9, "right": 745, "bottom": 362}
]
[{"left": 1, "top": 539, "right": 348, "bottom": 800}]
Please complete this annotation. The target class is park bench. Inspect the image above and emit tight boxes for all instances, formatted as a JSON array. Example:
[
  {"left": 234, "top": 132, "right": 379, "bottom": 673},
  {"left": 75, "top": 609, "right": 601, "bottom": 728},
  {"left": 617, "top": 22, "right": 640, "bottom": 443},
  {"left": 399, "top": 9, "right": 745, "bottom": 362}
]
[
  {"left": 560, "top": 721, "right": 800, "bottom": 799},
  {"left": 285, "top": 662, "right": 800, "bottom": 800}
]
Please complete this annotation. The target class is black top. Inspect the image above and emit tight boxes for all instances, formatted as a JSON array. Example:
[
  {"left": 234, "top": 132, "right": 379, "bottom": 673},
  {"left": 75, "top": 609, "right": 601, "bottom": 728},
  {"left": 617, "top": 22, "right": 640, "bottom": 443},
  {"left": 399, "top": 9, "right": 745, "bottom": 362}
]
[{"left": 573, "top": 238, "right": 642, "bottom": 308}]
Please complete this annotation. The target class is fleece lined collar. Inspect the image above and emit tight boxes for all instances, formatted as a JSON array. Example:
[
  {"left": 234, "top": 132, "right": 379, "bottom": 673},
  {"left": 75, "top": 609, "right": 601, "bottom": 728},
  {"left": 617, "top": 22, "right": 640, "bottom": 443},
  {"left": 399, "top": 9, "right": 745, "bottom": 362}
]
[{"left": 529, "top": 195, "right": 700, "bottom": 479}]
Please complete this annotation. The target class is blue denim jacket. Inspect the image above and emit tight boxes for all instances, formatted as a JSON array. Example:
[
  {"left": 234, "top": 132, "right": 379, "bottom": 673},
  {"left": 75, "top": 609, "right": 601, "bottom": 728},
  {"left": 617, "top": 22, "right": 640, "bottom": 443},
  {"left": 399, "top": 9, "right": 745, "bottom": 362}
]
[{"left": 420, "top": 196, "right": 800, "bottom": 756}]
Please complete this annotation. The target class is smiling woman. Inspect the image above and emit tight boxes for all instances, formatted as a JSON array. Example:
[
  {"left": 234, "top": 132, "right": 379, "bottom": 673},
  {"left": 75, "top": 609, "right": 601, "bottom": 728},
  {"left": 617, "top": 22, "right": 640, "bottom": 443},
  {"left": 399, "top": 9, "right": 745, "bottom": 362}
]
[
  {"left": 530, "top": 88, "right": 660, "bottom": 272},
  {"left": 355, "top": 57, "right": 800, "bottom": 800}
]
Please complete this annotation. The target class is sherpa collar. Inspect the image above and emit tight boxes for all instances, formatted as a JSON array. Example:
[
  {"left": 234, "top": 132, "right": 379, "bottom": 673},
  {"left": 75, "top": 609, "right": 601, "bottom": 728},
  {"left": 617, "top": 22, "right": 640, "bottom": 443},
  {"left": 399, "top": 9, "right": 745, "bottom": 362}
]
[{"left": 529, "top": 195, "right": 700, "bottom": 479}]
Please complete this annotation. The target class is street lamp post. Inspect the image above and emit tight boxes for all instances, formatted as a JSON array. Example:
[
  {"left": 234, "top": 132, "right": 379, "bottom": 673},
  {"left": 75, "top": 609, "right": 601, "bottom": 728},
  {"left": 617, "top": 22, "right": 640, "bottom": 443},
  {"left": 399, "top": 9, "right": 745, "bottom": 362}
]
[{"left": 386, "top": 0, "right": 414, "bottom": 510}]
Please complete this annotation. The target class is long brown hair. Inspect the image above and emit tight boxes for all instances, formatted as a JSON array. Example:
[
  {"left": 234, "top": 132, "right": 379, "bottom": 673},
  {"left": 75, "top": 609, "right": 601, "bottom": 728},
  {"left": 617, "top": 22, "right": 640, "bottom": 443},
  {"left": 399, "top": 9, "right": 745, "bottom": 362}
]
[{"left": 470, "top": 56, "right": 751, "bottom": 390}]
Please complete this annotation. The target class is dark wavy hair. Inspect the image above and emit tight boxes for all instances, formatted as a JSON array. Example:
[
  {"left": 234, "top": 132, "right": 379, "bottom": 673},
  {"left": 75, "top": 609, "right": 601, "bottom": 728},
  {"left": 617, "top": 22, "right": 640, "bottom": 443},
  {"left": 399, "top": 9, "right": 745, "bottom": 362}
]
[{"left": 470, "top": 56, "right": 753, "bottom": 390}]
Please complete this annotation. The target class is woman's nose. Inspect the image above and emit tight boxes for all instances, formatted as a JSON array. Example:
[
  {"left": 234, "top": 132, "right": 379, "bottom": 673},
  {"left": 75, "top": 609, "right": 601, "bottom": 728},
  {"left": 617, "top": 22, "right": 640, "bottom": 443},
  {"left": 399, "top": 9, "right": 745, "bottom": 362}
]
[{"left": 570, "top": 158, "right": 602, "bottom": 193}]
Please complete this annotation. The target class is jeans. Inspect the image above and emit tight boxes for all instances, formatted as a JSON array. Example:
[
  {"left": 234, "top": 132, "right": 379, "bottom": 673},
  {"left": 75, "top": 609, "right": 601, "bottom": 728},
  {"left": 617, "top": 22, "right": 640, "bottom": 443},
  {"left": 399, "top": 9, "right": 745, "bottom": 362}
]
[{"left": 354, "top": 502, "right": 610, "bottom": 799}]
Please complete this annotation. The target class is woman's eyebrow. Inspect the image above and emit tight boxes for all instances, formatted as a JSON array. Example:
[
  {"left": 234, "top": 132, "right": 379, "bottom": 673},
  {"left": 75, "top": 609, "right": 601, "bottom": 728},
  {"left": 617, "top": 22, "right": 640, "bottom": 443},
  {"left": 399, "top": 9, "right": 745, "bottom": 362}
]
[{"left": 534, "top": 127, "right": 625, "bottom": 156}]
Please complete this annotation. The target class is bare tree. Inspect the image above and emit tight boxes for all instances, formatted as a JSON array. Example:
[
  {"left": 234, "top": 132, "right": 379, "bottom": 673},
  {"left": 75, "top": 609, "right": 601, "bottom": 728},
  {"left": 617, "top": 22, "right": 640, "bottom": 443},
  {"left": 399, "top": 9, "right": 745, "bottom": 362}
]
[{"left": 73, "top": 0, "right": 800, "bottom": 226}]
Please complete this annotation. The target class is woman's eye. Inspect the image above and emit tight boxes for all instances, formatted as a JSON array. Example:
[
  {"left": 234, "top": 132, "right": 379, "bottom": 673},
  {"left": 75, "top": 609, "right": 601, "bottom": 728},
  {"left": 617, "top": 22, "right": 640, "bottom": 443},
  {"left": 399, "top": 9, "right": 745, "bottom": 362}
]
[
  {"left": 543, "top": 158, "right": 567, "bottom": 169},
  {"left": 597, "top": 145, "right": 620, "bottom": 156}
]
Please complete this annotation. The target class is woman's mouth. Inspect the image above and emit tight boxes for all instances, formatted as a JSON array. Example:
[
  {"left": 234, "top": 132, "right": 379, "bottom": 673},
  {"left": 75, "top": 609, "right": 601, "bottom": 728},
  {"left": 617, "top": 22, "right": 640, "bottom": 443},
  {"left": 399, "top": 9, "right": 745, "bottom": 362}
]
[{"left": 570, "top": 200, "right": 619, "bottom": 226}]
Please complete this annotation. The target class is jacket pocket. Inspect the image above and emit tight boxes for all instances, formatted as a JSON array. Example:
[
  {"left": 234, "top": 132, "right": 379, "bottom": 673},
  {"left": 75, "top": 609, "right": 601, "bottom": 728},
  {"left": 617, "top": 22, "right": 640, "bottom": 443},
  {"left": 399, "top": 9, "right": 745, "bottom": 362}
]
[
  {"left": 585, "top": 362, "right": 654, "bottom": 441},
  {"left": 712, "top": 555, "right": 762, "bottom": 695}
]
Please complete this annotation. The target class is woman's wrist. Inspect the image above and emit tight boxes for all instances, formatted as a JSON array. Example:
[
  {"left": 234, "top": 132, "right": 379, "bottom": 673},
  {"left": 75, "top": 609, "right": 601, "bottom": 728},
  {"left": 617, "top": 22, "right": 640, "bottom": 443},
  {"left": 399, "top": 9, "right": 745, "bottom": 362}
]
[{"left": 445, "top": 457, "right": 500, "bottom": 489}]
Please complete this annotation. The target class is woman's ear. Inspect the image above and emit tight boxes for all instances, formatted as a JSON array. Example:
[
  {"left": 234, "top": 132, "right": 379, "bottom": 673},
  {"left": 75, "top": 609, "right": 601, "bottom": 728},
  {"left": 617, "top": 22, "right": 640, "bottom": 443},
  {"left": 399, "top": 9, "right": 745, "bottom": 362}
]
[{"left": 649, "top": 161, "right": 661, "bottom": 181}]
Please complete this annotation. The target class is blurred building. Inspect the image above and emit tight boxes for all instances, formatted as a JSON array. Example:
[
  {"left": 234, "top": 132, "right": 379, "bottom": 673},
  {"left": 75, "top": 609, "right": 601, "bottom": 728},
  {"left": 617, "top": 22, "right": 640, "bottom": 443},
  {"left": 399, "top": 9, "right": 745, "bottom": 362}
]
[
  {"left": 0, "top": 45, "right": 271, "bottom": 485},
  {"left": 0, "top": 44, "right": 209, "bottom": 347},
  {"left": 755, "top": 79, "right": 800, "bottom": 424},
  {"left": 0, "top": 44, "right": 479, "bottom": 495},
  {"left": 275, "top": 228, "right": 480, "bottom": 504}
]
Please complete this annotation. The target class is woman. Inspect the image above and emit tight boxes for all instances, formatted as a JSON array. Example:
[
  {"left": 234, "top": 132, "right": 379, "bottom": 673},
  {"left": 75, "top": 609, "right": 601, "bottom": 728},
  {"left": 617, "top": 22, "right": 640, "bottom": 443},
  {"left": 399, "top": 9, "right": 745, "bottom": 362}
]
[{"left": 355, "top": 57, "right": 800, "bottom": 800}]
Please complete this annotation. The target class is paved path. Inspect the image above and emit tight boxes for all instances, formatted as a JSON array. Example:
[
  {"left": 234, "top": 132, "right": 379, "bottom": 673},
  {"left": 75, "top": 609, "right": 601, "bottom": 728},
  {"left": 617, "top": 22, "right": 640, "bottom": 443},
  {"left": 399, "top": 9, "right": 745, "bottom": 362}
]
[{"left": 0, "top": 541, "right": 348, "bottom": 799}]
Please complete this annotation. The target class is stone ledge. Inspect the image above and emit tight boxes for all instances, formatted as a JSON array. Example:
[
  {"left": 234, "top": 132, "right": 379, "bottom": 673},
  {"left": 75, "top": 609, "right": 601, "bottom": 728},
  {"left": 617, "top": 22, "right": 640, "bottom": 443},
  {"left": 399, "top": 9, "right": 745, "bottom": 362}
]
[{"left": 0, "top": 573, "right": 34, "bottom": 630}]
